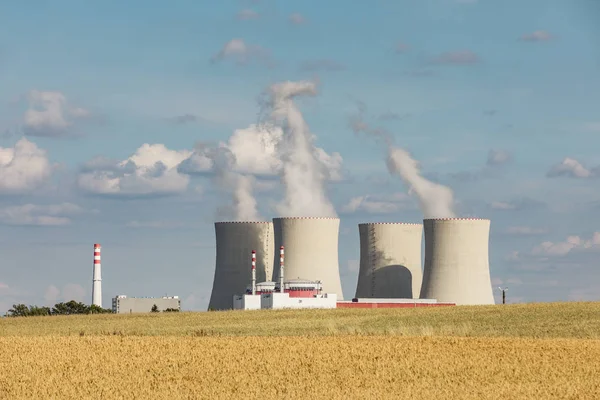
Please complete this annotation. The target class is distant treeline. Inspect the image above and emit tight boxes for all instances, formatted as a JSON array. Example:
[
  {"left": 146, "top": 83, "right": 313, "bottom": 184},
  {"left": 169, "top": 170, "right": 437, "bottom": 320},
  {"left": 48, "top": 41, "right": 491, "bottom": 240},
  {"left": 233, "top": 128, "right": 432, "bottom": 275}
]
[{"left": 5, "top": 300, "right": 113, "bottom": 317}]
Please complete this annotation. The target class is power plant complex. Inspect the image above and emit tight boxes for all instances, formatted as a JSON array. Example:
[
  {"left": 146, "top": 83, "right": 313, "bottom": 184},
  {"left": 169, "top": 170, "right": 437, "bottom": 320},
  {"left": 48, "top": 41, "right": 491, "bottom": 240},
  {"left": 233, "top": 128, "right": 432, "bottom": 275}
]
[{"left": 208, "top": 217, "right": 495, "bottom": 310}]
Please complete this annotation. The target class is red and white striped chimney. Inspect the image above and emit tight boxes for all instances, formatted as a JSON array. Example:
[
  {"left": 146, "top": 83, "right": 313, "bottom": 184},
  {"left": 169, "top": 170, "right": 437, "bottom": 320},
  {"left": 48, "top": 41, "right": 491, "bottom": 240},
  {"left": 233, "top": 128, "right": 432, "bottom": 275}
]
[
  {"left": 251, "top": 250, "right": 256, "bottom": 295},
  {"left": 92, "top": 243, "right": 102, "bottom": 307},
  {"left": 279, "top": 245, "right": 285, "bottom": 293}
]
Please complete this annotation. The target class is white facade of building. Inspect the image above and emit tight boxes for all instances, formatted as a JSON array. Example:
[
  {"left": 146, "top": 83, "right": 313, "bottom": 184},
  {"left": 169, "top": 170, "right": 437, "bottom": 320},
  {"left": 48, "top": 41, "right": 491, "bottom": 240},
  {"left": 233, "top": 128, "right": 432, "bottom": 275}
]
[
  {"left": 208, "top": 222, "right": 274, "bottom": 310},
  {"left": 112, "top": 295, "right": 180, "bottom": 313},
  {"left": 271, "top": 217, "right": 344, "bottom": 299},
  {"left": 355, "top": 223, "right": 423, "bottom": 299},
  {"left": 260, "top": 292, "right": 337, "bottom": 309},
  {"left": 420, "top": 218, "right": 495, "bottom": 305},
  {"left": 233, "top": 294, "right": 262, "bottom": 310}
]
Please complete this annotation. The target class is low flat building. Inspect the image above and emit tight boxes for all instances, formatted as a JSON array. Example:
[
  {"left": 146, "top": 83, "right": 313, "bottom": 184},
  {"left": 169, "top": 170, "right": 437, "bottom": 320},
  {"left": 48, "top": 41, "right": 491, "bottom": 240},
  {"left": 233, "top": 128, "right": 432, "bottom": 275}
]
[{"left": 111, "top": 295, "right": 180, "bottom": 314}]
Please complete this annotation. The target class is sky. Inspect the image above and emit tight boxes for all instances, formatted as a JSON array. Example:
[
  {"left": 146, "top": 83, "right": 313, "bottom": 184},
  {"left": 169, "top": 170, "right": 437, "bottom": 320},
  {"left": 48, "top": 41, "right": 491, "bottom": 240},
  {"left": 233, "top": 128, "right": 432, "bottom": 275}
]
[{"left": 0, "top": 0, "right": 599, "bottom": 311}]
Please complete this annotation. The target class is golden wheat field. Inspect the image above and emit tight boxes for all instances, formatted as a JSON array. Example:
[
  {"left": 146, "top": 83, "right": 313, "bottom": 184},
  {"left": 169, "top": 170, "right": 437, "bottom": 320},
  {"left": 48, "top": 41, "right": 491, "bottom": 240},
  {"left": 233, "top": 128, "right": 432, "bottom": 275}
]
[{"left": 1, "top": 302, "right": 600, "bottom": 399}]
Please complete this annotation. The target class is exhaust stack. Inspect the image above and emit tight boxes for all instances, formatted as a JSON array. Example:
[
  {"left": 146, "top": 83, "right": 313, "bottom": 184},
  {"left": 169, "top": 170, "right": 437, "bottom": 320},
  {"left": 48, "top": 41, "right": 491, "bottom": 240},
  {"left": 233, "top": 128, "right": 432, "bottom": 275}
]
[
  {"left": 251, "top": 250, "right": 257, "bottom": 295},
  {"left": 279, "top": 246, "right": 285, "bottom": 293},
  {"left": 92, "top": 243, "right": 102, "bottom": 307}
]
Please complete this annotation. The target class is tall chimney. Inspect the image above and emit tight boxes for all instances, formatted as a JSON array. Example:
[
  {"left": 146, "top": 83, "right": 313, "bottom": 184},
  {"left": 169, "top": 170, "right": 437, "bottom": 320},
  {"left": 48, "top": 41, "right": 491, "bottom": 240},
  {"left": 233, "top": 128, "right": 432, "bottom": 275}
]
[
  {"left": 251, "top": 250, "right": 257, "bottom": 295},
  {"left": 279, "top": 245, "right": 285, "bottom": 293},
  {"left": 92, "top": 243, "right": 102, "bottom": 307}
]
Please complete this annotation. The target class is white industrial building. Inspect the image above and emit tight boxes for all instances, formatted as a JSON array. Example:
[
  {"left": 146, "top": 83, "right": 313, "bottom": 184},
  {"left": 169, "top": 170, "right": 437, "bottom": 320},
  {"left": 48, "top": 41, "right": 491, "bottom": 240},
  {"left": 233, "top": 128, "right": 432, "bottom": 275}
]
[
  {"left": 208, "top": 221, "right": 274, "bottom": 310},
  {"left": 271, "top": 217, "right": 344, "bottom": 299},
  {"left": 112, "top": 295, "right": 180, "bottom": 313},
  {"left": 420, "top": 218, "right": 495, "bottom": 305},
  {"left": 355, "top": 222, "right": 423, "bottom": 299}
]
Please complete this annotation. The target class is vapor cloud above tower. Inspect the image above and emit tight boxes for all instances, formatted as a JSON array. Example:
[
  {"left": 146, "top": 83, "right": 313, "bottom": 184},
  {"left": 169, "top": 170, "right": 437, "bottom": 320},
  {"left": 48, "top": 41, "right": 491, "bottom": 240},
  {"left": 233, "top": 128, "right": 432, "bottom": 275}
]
[
  {"left": 264, "top": 80, "right": 338, "bottom": 217},
  {"left": 350, "top": 106, "right": 456, "bottom": 218}
]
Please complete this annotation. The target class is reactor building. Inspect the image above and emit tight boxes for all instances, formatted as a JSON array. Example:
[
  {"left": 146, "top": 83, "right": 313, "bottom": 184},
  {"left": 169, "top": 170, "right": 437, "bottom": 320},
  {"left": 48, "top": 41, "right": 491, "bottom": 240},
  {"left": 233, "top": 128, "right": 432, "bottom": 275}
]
[
  {"left": 271, "top": 217, "right": 344, "bottom": 299},
  {"left": 355, "top": 222, "right": 423, "bottom": 299},
  {"left": 208, "top": 221, "right": 275, "bottom": 310},
  {"left": 420, "top": 218, "right": 494, "bottom": 305}
]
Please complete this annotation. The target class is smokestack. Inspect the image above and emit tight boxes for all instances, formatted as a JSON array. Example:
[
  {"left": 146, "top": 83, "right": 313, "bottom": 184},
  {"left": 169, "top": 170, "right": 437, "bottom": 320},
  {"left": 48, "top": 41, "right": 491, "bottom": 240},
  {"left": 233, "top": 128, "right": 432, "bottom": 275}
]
[
  {"left": 251, "top": 250, "right": 257, "bottom": 295},
  {"left": 279, "top": 245, "right": 285, "bottom": 293},
  {"left": 92, "top": 243, "right": 102, "bottom": 307}
]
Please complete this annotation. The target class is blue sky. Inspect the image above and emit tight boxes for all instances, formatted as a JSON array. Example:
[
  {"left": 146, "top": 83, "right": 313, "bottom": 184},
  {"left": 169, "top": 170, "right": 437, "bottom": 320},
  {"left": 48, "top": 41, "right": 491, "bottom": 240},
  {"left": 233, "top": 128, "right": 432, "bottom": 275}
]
[{"left": 0, "top": 0, "right": 599, "bottom": 311}]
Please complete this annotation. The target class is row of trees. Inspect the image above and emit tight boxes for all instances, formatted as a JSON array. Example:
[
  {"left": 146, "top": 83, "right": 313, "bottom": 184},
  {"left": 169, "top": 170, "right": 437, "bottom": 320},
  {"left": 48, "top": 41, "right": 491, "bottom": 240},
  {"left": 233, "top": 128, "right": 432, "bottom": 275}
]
[{"left": 6, "top": 300, "right": 113, "bottom": 317}]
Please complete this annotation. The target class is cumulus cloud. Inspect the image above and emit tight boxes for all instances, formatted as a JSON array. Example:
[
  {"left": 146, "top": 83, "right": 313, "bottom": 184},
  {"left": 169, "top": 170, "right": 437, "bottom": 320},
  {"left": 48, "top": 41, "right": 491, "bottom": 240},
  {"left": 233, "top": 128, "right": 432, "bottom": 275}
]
[
  {"left": 0, "top": 203, "right": 89, "bottom": 226},
  {"left": 210, "top": 39, "right": 272, "bottom": 66},
  {"left": 23, "top": 90, "right": 90, "bottom": 137},
  {"left": 486, "top": 149, "right": 512, "bottom": 166},
  {"left": 489, "top": 198, "right": 546, "bottom": 211},
  {"left": 300, "top": 59, "right": 345, "bottom": 72},
  {"left": 531, "top": 232, "right": 600, "bottom": 257},
  {"left": 431, "top": 50, "right": 479, "bottom": 65},
  {"left": 520, "top": 30, "right": 553, "bottom": 42},
  {"left": 77, "top": 144, "right": 192, "bottom": 197},
  {"left": 505, "top": 226, "right": 548, "bottom": 236},
  {"left": 289, "top": 13, "right": 306, "bottom": 25},
  {"left": 0, "top": 138, "right": 52, "bottom": 194},
  {"left": 44, "top": 283, "right": 86, "bottom": 305},
  {"left": 236, "top": 9, "right": 259, "bottom": 20},
  {"left": 169, "top": 114, "right": 197, "bottom": 125},
  {"left": 547, "top": 157, "right": 597, "bottom": 179},
  {"left": 341, "top": 193, "right": 411, "bottom": 214}
]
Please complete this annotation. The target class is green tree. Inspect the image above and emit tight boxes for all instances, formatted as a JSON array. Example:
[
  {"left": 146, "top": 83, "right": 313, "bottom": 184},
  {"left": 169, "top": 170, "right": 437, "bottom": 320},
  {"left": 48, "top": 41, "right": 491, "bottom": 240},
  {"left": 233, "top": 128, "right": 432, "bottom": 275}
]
[
  {"left": 6, "top": 304, "right": 51, "bottom": 317},
  {"left": 88, "top": 304, "right": 113, "bottom": 314},
  {"left": 52, "top": 300, "right": 90, "bottom": 315},
  {"left": 151, "top": 304, "right": 159, "bottom": 312}
]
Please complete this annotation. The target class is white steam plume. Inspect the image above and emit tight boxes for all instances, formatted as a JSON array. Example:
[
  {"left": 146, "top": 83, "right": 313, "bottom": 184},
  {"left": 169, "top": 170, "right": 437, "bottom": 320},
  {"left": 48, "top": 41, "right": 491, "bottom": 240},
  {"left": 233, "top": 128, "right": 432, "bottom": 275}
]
[
  {"left": 351, "top": 107, "right": 456, "bottom": 218},
  {"left": 209, "top": 146, "right": 261, "bottom": 221},
  {"left": 266, "top": 80, "right": 337, "bottom": 217}
]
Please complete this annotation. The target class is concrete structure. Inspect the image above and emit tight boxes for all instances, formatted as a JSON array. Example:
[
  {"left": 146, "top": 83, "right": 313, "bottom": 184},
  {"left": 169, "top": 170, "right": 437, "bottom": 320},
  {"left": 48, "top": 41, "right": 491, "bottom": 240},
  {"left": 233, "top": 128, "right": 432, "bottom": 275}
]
[
  {"left": 355, "top": 223, "right": 423, "bottom": 299},
  {"left": 260, "top": 292, "right": 337, "bottom": 309},
  {"left": 233, "top": 294, "right": 262, "bottom": 310},
  {"left": 271, "top": 217, "right": 344, "bottom": 299},
  {"left": 337, "top": 298, "right": 455, "bottom": 308},
  {"left": 420, "top": 218, "right": 495, "bottom": 305},
  {"left": 112, "top": 295, "right": 180, "bottom": 313},
  {"left": 208, "top": 221, "right": 274, "bottom": 310},
  {"left": 92, "top": 243, "right": 102, "bottom": 308}
]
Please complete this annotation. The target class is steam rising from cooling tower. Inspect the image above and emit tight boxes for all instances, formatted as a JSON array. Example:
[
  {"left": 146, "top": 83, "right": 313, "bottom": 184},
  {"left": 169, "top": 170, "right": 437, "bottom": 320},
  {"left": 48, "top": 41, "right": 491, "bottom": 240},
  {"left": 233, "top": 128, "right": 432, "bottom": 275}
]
[
  {"left": 265, "top": 80, "right": 337, "bottom": 217},
  {"left": 211, "top": 146, "right": 260, "bottom": 221},
  {"left": 350, "top": 107, "right": 456, "bottom": 218}
]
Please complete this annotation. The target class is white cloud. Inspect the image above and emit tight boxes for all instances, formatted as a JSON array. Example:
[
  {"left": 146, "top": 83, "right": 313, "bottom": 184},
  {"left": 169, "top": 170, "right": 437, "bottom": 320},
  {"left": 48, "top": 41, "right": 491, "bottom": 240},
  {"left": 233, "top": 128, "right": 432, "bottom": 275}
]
[
  {"left": 431, "top": 50, "right": 479, "bottom": 65},
  {"left": 490, "top": 198, "right": 545, "bottom": 211},
  {"left": 289, "top": 13, "right": 306, "bottom": 25},
  {"left": 178, "top": 124, "right": 343, "bottom": 181},
  {"left": 237, "top": 9, "right": 259, "bottom": 20},
  {"left": 341, "top": 193, "right": 411, "bottom": 214},
  {"left": 347, "top": 260, "right": 359, "bottom": 273},
  {"left": 23, "top": 90, "right": 90, "bottom": 137},
  {"left": 126, "top": 220, "right": 184, "bottom": 229},
  {"left": 0, "top": 203, "right": 88, "bottom": 226},
  {"left": 210, "top": 39, "right": 271, "bottom": 66},
  {"left": 520, "top": 30, "right": 553, "bottom": 42},
  {"left": 77, "top": 144, "right": 192, "bottom": 197},
  {"left": 44, "top": 283, "right": 86, "bottom": 305},
  {"left": 547, "top": 157, "right": 596, "bottom": 178},
  {"left": 531, "top": 232, "right": 600, "bottom": 257},
  {"left": 486, "top": 149, "right": 512, "bottom": 166},
  {"left": 505, "top": 226, "right": 548, "bottom": 235},
  {"left": 0, "top": 138, "right": 52, "bottom": 193}
]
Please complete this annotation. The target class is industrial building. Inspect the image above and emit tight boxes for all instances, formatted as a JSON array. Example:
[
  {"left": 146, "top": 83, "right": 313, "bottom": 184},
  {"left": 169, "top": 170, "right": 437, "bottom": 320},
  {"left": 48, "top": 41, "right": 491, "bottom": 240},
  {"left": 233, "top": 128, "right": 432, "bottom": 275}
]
[
  {"left": 112, "top": 295, "right": 180, "bottom": 313},
  {"left": 208, "top": 221, "right": 274, "bottom": 310},
  {"left": 271, "top": 217, "right": 344, "bottom": 299},
  {"left": 355, "top": 222, "right": 423, "bottom": 299},
  {"left": 420, "top": 218, "right": 495, "bottom": 305}
]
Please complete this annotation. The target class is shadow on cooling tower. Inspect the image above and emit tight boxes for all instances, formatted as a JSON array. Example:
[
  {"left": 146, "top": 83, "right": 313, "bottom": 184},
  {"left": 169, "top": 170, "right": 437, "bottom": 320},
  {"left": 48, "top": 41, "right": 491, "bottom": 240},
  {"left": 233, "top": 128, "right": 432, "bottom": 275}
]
[{"left": 356, "top": 250, "right": 415, "bottom": 299}]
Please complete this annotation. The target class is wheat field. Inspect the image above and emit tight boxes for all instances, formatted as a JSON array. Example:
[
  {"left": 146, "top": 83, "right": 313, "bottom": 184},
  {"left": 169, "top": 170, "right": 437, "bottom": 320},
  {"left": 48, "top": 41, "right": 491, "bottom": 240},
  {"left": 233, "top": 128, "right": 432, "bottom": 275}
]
[{"left": 1, "top": 302, "right": 600, "bottom": 399}]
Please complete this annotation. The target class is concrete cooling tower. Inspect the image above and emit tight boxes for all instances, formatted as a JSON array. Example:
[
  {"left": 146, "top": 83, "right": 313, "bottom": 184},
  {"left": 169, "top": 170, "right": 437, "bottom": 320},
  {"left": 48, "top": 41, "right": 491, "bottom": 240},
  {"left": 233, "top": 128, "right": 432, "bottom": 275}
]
[
  {"left": 355, "top": 223, "right": 423, "bottom": 299},
  {"left": 420, "top": 218, "right": 494, "bottom": 305},
  {"left": 272, "top": 217, "right": 344, "bottom": 299},
  {"left": 208, "top": 221, "right": 274, "bottom": 310}
]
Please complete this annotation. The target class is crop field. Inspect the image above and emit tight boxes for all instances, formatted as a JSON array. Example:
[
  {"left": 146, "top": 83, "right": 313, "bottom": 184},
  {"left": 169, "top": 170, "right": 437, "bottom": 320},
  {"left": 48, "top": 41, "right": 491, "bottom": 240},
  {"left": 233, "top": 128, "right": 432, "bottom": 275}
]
[{"left": 1, "top": 302, "right": 600, "bottom": 399}]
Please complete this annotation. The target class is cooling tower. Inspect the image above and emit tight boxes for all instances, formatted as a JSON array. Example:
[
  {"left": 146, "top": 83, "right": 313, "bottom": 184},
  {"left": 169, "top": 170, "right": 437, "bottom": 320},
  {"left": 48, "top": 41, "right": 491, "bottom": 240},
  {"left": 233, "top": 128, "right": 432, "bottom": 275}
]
[
  {"left": 208, "top": 221, "right": 274, "bottom": 310},
  {"left": 420, "top": 218, "right": 494, "bottom": 305},
  {"left": 355, "top": 223, "right": 423, "bottom": 299},
  {"left": 272, "top": 217, "right": 344, "bottom": 299}
]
